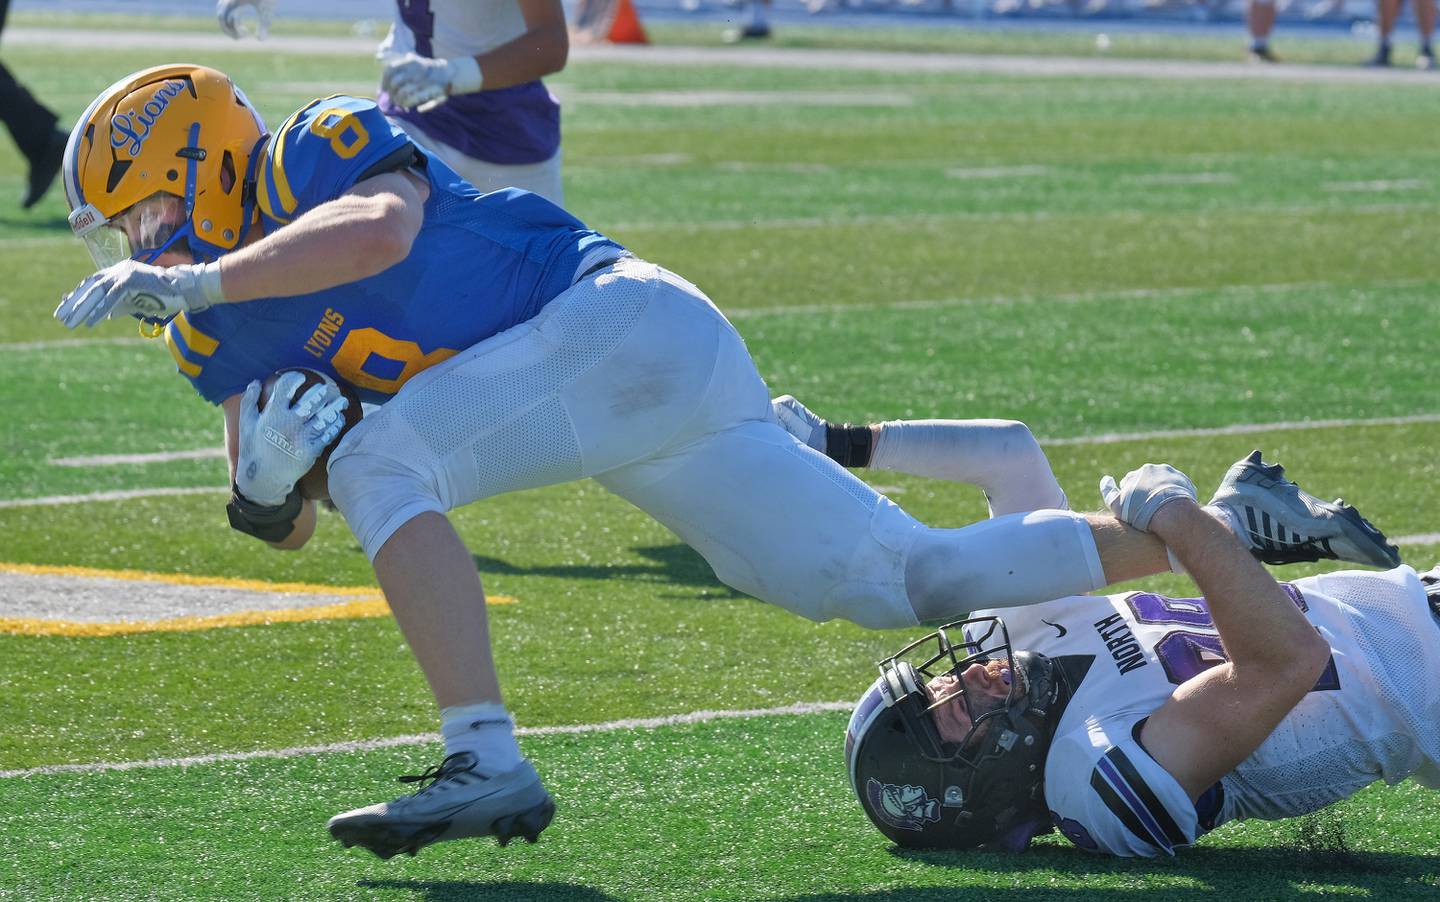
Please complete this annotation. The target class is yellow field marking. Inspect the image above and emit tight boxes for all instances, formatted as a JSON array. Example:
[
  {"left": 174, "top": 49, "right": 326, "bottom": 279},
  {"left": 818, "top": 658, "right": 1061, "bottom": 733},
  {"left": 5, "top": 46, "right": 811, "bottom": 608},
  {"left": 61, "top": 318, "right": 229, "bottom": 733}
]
[{"left": 0, "top": 563, "right": 514, "bottom": 637}]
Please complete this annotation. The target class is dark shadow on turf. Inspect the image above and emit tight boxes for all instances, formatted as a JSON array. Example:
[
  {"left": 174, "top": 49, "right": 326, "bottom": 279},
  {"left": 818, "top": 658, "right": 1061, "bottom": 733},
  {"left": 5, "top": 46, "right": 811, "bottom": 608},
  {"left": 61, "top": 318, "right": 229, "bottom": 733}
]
[
  {"left": 473, "top": 543, "right": 742, "bottom": 598},
  {"left": 357, "top": 880, "right": 619, "bottom": 901},
  {"left": 771, "top": 843, "right": 1439, "bottom": 901}
]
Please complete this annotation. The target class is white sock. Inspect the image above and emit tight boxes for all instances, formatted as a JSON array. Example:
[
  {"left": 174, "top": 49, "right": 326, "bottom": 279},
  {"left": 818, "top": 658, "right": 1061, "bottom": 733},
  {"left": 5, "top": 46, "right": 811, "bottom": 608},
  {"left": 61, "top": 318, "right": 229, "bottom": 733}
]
[
  {"left": 440, "top": 702, "right": 523, "bottom": 774},
  {"left": 1205, "top": 502, "right": 1246, "bottom": 543},
  {"left": 870, "top": 419, "right": 1067, "bottom": 516}
]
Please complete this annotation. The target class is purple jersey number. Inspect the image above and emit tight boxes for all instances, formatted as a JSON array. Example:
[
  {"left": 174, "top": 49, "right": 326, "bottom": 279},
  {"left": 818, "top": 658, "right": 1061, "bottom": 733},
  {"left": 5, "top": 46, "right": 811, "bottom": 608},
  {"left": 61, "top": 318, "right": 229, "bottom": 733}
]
[
  {"left": 397, "top": 0, "right": 435, "bottom": 56},
  {"left": 1126, "top": 588, "right": 1340, "bottom": 692}
]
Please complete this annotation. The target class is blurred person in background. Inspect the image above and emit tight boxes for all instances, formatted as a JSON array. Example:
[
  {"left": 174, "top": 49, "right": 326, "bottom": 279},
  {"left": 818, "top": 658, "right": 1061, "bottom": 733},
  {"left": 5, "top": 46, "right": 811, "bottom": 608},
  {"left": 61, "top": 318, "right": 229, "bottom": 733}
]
[
  {"left": 1, "top": 0, "right": 67, "bottom": 208},
  {"left": 1246, "top": 0, "right": 1281, "bottom": 62},
  {"left": 1367, "top": 0, "right": 1436, "bottom": 67},
  {"left": 218, "top": 0, "right": 569, "bottom": 203},
  {"left": 724, "top": 0, "right": 772, "bottom": 42}
]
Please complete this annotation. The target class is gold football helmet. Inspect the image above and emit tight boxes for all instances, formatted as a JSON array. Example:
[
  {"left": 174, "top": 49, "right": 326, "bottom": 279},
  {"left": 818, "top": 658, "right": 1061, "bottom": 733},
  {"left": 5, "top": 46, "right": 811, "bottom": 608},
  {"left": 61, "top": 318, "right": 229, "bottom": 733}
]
[{"left": 63, "top": 64, "right": 267, "bottom": 270}]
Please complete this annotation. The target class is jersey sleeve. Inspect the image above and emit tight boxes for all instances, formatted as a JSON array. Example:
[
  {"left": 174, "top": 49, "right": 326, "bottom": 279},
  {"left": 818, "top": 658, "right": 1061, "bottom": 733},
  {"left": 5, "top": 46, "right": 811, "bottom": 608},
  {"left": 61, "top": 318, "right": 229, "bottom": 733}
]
[
  {"left": 163, "top": 312, "right": 251, "bottom": 405},
  {"left": 1044, "top": 715, "right": 1200, "bottom": 857},
  {"left": 256, "top": 96, "right": 417, "bottom": 226}
]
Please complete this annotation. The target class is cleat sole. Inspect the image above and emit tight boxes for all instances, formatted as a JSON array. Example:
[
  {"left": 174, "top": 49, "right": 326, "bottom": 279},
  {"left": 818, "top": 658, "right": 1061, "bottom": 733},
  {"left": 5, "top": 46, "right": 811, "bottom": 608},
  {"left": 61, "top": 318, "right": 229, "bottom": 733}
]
[{"left": 494, "top": 797, "right": 557, "bottom": 848}]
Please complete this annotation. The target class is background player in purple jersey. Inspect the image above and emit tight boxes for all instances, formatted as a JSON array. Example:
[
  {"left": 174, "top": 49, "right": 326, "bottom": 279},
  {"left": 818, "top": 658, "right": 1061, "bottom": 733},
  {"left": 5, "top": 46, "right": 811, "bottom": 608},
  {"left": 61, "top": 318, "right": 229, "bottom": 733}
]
[
  {"left": 218, "top": 0, "right": 569, "bottom": 203},
  {"left": 846, "top": 455, "right": 1437, "bottom": 855},
  {"left": 53, "top": 64, "right": 1401, "bottom": 862}
]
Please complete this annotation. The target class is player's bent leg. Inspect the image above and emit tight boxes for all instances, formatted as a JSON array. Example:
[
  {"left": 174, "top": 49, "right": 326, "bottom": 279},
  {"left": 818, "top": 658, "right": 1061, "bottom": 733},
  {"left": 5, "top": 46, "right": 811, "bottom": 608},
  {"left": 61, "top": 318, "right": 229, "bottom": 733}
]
[
  {"left": 597, "top": 420, "right": 917, "bottom": 628},
  {"left": 597, "top": 420, "right": 1113, "bottom": 629},
  {"left": 868, "top": 418, "right": 1067, "bottom": 516},
  {"left": 903, "top": 509, "right": 1107, "bottom": 622}
]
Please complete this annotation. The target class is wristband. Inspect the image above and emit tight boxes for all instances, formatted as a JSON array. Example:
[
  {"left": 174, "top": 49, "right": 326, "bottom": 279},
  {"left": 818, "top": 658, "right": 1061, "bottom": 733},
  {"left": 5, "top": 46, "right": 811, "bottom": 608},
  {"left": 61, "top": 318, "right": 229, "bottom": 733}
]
[
  {"left": 196, "top": 261, "right": 226, "bottom": 308},
  {"left": 227, "top": 485, "right": 302, "bottom": 542},
  {"left": 826, "top": 423, "right": 873, "bottom": 468},
  {"left": 448, "top": 56, "right": 483, "bottom": 95}
]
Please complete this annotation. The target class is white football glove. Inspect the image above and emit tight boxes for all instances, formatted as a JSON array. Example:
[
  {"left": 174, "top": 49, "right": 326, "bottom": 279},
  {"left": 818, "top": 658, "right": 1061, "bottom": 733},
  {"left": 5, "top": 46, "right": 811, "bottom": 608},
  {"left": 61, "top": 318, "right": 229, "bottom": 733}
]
[
  {"left": 55, "top": 261, "right": 224, "bottom": 329},
  {"left": 381, "top": 52, "right": 483, "bottom": 111},
  {"left": 217, "top": 0, "right": 277, "bottom": 39},
  {"left": 771, "top": 395, "right": 828, "bottom": 453},
  {"left": 1099, "top": 463, "right": 1198, "bottom": 532},
  {"left": 236, "top": 373, "right": 349, "bottom": 506}
]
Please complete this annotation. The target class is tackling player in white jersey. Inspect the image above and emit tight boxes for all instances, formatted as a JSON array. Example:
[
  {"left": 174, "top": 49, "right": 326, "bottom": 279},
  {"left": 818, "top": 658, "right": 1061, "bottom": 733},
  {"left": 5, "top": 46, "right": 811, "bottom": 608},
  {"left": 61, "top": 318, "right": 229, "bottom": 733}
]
[{"left": 846, "top": 457, "right": 1437, "bottom": 856}]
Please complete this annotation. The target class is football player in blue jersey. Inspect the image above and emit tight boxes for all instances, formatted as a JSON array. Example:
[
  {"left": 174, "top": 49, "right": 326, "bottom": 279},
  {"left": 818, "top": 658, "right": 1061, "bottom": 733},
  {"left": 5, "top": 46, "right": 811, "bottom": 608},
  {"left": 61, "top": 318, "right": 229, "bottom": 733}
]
[{"left": 53, "top": 65, "right": 1402, "bottom": 861}]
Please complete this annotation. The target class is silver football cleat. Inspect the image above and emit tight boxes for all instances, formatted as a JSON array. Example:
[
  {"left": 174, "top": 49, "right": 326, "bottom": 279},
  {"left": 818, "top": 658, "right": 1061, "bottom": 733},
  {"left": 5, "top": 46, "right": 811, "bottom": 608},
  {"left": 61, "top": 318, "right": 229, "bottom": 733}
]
[
  {"left": 1208, "top": 450, "right": 1400, "bottom": 570},
  {"left": 327, "top": 753, "right": 555, "bottom": 859}
]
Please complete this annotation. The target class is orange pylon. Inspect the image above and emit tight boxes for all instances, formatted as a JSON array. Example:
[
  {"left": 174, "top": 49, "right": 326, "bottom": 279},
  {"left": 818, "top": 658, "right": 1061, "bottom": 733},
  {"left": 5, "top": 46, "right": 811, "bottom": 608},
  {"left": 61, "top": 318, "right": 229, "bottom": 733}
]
[{"left": 607, "top": 0, "right": 649, "bottom": 44}]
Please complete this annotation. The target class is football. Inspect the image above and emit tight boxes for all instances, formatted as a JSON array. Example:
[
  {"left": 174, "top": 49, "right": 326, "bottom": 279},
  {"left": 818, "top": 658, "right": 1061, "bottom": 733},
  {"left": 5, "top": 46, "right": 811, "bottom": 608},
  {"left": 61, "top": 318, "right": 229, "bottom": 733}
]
[{"left": 258, "top": 367, "right": 363, "bottom": 501}]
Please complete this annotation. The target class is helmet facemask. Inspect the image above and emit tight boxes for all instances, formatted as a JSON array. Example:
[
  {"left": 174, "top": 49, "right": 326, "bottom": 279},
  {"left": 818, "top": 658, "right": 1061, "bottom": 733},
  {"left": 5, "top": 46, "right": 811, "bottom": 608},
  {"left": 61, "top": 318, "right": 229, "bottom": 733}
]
[
  {"left": 847, "top": 616, "right": 1065, "bottom": 852},
  {"left": 73, "top": 193, "right": 193, "bottom": 271}
]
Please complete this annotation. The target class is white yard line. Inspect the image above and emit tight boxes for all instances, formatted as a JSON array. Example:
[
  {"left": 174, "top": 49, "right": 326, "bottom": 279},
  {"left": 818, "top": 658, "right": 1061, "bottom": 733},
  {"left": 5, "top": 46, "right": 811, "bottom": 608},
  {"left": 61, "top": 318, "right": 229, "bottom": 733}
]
[
  {"left": 1038, "top": 413, "right": 1440, "bottom": 446},
  {"left": 944, "top": 165, "right": 1052, "bottom": 180},
  {"left": 0, "top": 700, "right": 853, "bottom": 779},
  {"left": 606, "top": 200, "right": 1430, "bottom": 235},
  {"left": 22, "top": 411, "right": 1440, "bottom": 504},
  {"left": 726, "top": 276, "right": 1428, "bottom": 318},
  {"left": 9, "top": 28, "right": 1440, "bottom": 85},
  {"left": 0, "top": 337, "right": 146, "bottom": 352},
  {"left": 50, "top": 448, "right": 226, "bottom": 468},
  {"left": 1323, "top": 179, "right": 1429, "bottom": 193},
  {"left": 567, "top": 89, "right": 914, "bottom": 107},
  {"left": 1397, "top": 533, "right": 1440, "bottom": 546},
  {"left": 1124, "top": 172, "right": 1238, "bottom": 185},
  {"left": 0, "top": 487, "right": 225, "bottom": 509}
]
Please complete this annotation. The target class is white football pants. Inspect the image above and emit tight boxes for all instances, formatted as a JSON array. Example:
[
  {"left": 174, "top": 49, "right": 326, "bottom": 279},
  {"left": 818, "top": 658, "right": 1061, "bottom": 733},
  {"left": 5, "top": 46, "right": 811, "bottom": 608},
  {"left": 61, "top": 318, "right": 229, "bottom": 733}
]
[{"left": 328, "top": 259, "right": 1106, "bottom": 629}]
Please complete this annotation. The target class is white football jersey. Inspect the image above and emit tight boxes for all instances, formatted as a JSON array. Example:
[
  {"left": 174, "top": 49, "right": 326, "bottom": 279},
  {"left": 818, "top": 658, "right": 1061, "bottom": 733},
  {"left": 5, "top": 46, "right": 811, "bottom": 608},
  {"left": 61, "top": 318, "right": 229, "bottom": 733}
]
[
  {"left": 973, "top": 566, "right": 1440, "bottom": 857},
  {"left": 380, "top": 0, "right": 527, "bottom": 62}
]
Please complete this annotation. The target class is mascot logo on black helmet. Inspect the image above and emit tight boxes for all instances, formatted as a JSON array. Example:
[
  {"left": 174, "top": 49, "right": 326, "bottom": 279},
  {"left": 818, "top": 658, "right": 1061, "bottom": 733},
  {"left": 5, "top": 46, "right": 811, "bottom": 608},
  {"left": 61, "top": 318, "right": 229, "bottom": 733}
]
[{"left": 866, "top": 779, "right": 941, "bottom": 832}]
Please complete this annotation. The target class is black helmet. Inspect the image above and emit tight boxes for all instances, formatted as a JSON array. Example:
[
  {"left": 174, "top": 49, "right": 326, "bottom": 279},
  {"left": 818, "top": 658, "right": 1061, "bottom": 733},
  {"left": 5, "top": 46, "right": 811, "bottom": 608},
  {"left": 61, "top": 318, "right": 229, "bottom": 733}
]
[{"left": 845, "top": 616, "right": 1070, "bottom": 851}]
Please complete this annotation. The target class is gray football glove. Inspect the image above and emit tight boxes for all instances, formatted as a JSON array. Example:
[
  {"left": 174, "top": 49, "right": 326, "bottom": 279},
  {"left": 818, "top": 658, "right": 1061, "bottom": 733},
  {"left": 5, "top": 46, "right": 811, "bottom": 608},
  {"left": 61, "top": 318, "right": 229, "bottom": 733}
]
[
  {"left": 771, "top": 395, "right": 828, "bottom": 453},
  {"left": 1099, "top": 463, "right": 1198, "bottom": 532},
  {"left": 217, "top": 0, "right": 277, "bottom": 39},
  {"left": 381, "top": 52, "right": 483, "bottom": 111},
  {"left": 55, "top": 260, "right": 223, "bottom": 329},
  {"left": 236, "top": 372, "right": 349, "bottom": 506}
]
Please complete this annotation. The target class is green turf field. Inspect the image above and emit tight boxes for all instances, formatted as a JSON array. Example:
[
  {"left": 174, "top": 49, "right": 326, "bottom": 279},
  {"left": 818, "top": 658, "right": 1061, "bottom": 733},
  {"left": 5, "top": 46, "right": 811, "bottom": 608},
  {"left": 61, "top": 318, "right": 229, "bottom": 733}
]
[{"left": 1, "top": 15, "right": 1437, "bottom": 901}]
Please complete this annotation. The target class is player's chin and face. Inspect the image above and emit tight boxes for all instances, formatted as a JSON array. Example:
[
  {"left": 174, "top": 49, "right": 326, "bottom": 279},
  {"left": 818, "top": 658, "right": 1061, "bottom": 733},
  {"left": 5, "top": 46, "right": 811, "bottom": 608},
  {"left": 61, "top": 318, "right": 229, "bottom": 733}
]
[{"left": 926, "top": 659, "right": 1017, "bottom": 746}]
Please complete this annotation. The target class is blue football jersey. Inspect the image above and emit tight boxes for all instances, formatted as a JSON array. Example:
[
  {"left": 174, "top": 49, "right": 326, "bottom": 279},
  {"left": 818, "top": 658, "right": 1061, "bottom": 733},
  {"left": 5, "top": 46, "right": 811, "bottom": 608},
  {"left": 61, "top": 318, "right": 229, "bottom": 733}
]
[{"left": 165, "top": 95, "right": 624, "bottom": 405}]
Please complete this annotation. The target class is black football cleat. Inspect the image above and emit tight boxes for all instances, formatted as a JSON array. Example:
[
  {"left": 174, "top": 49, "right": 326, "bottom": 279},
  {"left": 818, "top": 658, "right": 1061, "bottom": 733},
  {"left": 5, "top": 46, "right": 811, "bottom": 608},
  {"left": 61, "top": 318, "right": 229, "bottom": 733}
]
[
  {"left": 1208, "top": 450, "right": 1401, "bottom": 570},
  {"left": 327, "top": 753, "right": 555, "bottom": 860}
]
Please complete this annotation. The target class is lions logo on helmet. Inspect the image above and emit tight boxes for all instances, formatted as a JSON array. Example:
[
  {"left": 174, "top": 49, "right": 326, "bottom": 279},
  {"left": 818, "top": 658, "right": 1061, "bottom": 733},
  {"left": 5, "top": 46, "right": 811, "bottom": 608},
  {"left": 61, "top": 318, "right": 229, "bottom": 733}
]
[
  {"left": 846, "top": 617, "right": 1075, "bottom": 852},
  {"left": 63, "top": 64, "right": 267, "bottom": 280}
]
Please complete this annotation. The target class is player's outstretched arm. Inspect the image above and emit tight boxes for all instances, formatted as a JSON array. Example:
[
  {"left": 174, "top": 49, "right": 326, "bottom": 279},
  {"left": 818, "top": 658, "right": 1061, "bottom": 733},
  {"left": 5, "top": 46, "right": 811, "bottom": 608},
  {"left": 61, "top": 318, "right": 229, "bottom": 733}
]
[
  {"left": 1106, "top": 466, "right": 1332, "bottom": 800},
  {"left": 381, "top": 0, "right": 568, "bottom": 110},
  {"left": 215, "top": 170, "right": 429, "bottom": 303},
  {"left": 54, "top": 170, "right": 430, "bottom": 330}
]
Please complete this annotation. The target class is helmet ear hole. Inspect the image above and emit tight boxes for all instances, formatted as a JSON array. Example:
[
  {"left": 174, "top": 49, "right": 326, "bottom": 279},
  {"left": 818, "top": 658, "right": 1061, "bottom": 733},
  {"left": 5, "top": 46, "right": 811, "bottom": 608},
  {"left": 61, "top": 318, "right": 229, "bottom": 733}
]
[{"left": 220, "top": 151, "right": 236, "bottom": 193}]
